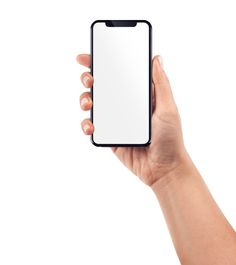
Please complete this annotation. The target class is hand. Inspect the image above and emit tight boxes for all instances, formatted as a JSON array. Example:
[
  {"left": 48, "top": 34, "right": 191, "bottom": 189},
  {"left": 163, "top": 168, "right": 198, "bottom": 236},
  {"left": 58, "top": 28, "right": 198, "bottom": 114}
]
[{"left": 77, "top": 54, "right": 188, "bottom": 186}]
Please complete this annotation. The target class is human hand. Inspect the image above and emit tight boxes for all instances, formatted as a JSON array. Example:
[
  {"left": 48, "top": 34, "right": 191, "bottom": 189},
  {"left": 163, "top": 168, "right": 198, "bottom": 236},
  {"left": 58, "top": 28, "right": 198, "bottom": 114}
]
[{"left": 77, "top": 54, "right": 188, "bottom": 187}]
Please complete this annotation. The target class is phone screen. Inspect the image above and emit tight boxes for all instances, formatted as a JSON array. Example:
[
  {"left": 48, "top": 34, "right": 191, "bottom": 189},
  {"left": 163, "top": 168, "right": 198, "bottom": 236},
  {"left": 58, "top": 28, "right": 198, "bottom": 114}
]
[{"left": 91, "top": 20, "right": 152, "bottom": 146}]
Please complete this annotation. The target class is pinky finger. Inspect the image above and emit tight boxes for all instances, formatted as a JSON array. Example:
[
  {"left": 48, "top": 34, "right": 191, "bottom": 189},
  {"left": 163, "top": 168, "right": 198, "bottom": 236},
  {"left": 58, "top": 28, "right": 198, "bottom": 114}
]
[{"left": 81, "top": 118, "right": 94, "bottom": 135}]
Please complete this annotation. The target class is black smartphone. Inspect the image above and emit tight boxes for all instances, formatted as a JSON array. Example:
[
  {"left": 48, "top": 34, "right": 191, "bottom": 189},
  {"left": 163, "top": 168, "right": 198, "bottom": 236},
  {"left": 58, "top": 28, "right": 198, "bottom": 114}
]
[{"left": 91, "top": 20, "right": 152, "bottom": 147}]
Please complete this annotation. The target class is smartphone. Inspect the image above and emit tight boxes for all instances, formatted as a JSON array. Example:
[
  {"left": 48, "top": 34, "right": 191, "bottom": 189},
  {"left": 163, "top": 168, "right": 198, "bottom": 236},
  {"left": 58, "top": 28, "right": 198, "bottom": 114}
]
[{"left": 91, "top": 20, "right": 152, "bottom": 147}]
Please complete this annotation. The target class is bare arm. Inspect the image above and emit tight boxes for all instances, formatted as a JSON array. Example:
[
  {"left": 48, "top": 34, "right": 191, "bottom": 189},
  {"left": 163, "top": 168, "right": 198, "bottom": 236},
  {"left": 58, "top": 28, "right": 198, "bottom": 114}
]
[
  {"left": 152, "top": 154, "right": 236, "bottom": 265},
  {"left": 77, "top": 53, "right": 236, "bottom": 264}
]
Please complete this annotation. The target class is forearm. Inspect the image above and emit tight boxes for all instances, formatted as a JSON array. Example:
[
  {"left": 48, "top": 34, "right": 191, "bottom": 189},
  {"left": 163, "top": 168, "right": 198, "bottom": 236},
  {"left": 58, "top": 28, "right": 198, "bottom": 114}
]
[{"left": 152, "top": 154, "right": 236, "bottom": 265}]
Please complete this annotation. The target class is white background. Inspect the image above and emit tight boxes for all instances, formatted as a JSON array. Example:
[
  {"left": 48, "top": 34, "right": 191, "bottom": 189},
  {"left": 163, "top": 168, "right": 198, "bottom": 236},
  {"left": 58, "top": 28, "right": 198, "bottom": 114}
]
[{"left": 0, "top": 0, "right": 236, "bottom": 264}]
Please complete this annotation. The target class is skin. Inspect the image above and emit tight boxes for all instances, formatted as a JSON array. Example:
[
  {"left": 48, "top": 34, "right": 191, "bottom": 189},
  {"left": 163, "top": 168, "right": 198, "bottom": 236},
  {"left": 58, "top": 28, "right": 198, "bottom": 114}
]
[{"left": 77, "top": 53, "right": 236, "bottom": 264}]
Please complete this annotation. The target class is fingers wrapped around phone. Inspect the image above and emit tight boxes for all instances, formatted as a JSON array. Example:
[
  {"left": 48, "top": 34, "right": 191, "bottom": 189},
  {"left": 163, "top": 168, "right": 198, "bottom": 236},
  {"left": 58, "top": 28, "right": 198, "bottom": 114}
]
[
  {"left": 81, "top": 118, "right": 94, "bottom": 135},
  {"left": 80, "top": 92, "right": 92, "bottom": 111}
]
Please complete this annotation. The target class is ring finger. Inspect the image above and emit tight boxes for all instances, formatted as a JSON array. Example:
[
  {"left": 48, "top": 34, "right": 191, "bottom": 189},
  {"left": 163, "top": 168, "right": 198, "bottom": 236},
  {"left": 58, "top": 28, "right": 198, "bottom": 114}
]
[{"left": 80, "top": 92, "right": 92, "bottom": 111}]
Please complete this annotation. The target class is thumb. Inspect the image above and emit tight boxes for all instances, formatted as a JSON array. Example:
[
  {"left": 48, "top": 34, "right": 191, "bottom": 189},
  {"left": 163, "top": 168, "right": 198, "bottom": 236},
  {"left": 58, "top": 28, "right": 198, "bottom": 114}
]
[{"left": 152, "top": 55, "right": 176, "bottom": 113}]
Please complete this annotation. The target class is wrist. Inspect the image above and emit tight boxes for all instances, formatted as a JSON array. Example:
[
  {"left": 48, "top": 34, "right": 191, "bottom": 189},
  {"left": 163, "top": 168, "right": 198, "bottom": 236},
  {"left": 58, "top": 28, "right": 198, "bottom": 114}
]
[{"left": 151, "top": 153, "right": 197, "bottom": 195}]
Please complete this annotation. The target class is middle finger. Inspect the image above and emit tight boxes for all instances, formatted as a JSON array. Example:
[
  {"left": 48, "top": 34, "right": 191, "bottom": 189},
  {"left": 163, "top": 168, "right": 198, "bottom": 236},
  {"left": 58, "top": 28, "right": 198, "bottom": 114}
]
[{"left": 81, "top": 72, "right": 94, "bottom": 88}]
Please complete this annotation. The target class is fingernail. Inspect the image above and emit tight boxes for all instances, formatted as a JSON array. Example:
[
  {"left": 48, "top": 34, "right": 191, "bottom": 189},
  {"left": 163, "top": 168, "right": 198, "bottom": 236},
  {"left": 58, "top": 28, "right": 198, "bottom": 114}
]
[
  {"left": 83, "top": 124, "right": 90, "bottom": 134},
  {"left": 157, "top": 55, "right": 163, "bottom": 68},
  {"left": 81, "top": 97, "right": 89, "bottom": 106},
  {"left": 83, "top": 75, "right": 90, "bottom": 86}
]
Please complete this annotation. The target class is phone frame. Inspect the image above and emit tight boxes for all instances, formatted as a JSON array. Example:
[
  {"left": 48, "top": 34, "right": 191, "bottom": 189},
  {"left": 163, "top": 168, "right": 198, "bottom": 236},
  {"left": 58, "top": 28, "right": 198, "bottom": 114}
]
[{"left": 90, "top": 20, "right": 152, "bottom": 147}]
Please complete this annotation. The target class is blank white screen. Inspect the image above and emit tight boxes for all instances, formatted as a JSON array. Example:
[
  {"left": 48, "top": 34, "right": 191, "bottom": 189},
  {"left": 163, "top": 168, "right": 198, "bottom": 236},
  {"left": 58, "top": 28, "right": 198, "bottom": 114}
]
[{"left": 92, "top": 21, "right": 150, "bottom": 145}]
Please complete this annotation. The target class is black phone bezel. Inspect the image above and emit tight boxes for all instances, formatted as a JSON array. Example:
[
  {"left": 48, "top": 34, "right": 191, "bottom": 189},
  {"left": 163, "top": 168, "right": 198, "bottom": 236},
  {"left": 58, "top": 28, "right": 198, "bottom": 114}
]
[{"left": 90, "top": 20, "right": 152, "bottom": 147}]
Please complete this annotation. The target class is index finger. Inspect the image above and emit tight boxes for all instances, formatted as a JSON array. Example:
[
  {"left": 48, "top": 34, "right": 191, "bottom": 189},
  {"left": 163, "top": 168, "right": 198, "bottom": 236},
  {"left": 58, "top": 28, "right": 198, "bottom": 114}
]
[{"left": 76, "top": 54, "right": 91, "bottom": 68}]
